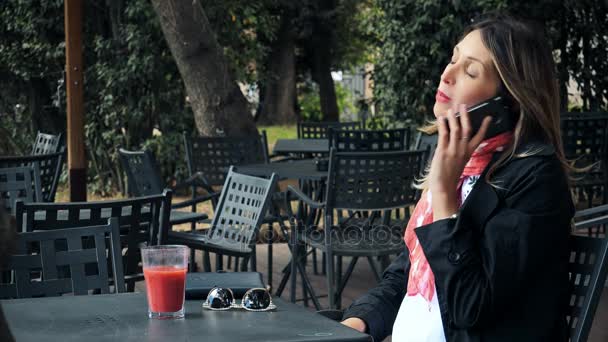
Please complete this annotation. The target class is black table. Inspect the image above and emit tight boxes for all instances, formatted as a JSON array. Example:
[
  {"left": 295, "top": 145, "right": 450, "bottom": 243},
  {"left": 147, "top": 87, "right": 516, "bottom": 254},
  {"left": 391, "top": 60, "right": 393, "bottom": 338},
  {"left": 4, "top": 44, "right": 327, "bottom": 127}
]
[
  {"left": 272, "top": 139, "right": 329, "bottom": 155},
  {"left": 236, "top": 159, "right": 327, "bottom": 181},
  {"left": 1, "top": 293, "right": 370, "bottom": 342}
]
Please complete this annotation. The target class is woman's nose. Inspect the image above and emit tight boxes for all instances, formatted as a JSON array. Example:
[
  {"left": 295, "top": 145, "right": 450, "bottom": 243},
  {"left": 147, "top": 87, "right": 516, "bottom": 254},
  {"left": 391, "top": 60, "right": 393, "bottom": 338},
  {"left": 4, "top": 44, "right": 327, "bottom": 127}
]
[{"left": 441, "top": 65, "right": 455, "bottom": 85}]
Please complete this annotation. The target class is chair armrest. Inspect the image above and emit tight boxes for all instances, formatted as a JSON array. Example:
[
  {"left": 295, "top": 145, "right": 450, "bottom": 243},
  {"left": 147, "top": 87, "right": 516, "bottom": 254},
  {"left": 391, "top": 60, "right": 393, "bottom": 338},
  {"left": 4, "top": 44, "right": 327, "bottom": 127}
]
[
  {"left": 173, "top": 172, "right": 214, "bottom": 194},
  {"left": 268, "top": 154, "right": 299, "bottom": 163},
  {"left": 285, "top": 185, "right": 325, "bottom": 209},
  {"left": 574, "top": 203, "right": 608, "bottom": 219},
  {"left": 172, "top": 192, "right": 221, "bottom": 209}
]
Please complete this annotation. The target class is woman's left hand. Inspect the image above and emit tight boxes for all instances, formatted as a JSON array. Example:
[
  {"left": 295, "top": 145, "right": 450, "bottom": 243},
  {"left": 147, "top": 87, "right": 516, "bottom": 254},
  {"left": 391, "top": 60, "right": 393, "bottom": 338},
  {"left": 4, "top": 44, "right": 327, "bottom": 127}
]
[{"left": 429, "top": 104, "right": 492, "bottom": 221}]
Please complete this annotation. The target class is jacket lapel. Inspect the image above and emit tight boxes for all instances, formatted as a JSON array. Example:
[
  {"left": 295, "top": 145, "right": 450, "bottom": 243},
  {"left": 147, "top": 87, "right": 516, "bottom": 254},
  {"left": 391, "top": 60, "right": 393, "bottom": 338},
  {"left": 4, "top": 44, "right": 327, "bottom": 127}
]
[{"left": 457, "top": 140, "right": 555, "bottom": 230}]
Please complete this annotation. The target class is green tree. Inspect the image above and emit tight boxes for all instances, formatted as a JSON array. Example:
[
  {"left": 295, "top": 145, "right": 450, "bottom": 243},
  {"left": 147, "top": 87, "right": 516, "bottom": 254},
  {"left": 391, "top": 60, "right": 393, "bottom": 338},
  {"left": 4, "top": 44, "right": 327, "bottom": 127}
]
[{"left": 371, "top": 0, "right": 608, "bottom": 124}]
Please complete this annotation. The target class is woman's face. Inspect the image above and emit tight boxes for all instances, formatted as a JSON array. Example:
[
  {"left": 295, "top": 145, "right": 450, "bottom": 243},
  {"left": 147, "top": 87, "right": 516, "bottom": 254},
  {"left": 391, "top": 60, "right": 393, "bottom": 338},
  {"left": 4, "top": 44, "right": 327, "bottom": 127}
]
[{"left": 433, "top": 30, "right": 502, "bottom": 118}]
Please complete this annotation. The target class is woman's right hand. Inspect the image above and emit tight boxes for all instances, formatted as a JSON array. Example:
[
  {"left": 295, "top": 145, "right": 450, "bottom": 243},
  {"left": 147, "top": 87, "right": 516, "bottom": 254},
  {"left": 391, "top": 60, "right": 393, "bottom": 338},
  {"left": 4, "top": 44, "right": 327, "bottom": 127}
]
[{"left": 341, "top": 317, "right": 367, "bottom": 333}]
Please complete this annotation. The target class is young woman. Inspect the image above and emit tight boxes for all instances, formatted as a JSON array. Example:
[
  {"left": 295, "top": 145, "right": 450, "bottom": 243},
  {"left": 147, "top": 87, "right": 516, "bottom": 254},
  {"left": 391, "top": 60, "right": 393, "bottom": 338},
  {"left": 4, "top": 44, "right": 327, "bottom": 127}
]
[{"left": 341, "top": 14, "right": 574, "bottom": 341}]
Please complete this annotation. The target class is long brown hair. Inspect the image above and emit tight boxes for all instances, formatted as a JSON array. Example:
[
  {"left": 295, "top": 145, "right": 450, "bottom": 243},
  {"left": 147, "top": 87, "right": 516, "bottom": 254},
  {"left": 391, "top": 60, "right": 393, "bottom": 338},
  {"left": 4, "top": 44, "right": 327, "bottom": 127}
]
[{"left": 418, "top": 13, "right": 573, "bottom": 188}]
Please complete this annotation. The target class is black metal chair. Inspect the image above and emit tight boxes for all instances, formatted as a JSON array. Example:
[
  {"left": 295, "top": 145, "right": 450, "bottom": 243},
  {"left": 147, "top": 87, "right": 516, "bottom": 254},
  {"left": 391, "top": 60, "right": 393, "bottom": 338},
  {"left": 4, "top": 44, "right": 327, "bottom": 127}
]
[
  {"left": 169, "top": 167, "right": 278, "bottom": 274},
  {"left": 0, "top": 218, "right": 126, "bottom": 299},
  {"left": 328, "top": 128, "right": 411, "bottom": 152},
  {"left": 413, "top": 131, "right": 438, "bottom": 167},
  {"left": 183, "top": 132, "right": 270, "bottom": 187},
  {"left": 31, "top": 131, "right": 64, "bottom": 155},
  {"left": 14, "top": 191, "right": 172, "bottom": 292},
  {"left": 282, "top": 148, "right": 427, "bottom": 309},
  {"left": 119, "top": 148, "right": 221, "bottom": 272},
  {"left": 183, "top": 132, "right": 289, "bottom": 284},
  {"left": 118, "top": 148, "right": 216, "bottom": 225},
  {"left": 0, "top": 166, "right": 42, "bottom": 214},
  {"left": 0, "top": 152, "right": 65, "bottom": 203},
  {"left": 561, "top": 112, "right": 608, "bottom": 210},
  {"left": 568, "top": 205, "right": 608, "bottom": 342},
  {"left": 297, "top": 122, "right": 361, "bottom": 140}
]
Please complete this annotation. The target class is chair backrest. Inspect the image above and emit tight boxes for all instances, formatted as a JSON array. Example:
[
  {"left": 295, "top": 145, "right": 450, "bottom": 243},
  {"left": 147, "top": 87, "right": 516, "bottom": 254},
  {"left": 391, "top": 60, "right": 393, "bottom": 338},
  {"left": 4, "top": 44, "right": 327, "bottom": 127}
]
[
  {"left": 183, "top": 132, "right": 269, "bottom": 187},
  {"left": 325, "top": 148, "right": 427, "bottom": 211},
  {"left": 31, "top": 131, "right": 63, "bottom": 155},
  {"left": 561, "top": 112, "right": 608, "bottom": 166},
  {"left": 567, "top": 234, "right": 608, "bottom": 342},
  {"left": 0, "top": 151, "right": 65, "bottom": 202},
  {"left": 0, "top": 166, "right": 42, "bottom": 215},
  {"left": 118, "top": 148, "right": 165, "bottom": 197},
  {"left": 14, "top": 191, "right": 172, "bottom": 291},
  {"left": 205, "top": 167, "right": 277, "bottom": 252},
  {"left": 328, "top": 128, "right": 410, "bottom": 152},
  {"left": 0, "top": 218, "right": 125, "bottom": 299},
  {"left": 413, "top": 131, "right": 438, "bottom": 164},
  {"left": 297, "top": 121, "right": 361, "bottom": 139}
]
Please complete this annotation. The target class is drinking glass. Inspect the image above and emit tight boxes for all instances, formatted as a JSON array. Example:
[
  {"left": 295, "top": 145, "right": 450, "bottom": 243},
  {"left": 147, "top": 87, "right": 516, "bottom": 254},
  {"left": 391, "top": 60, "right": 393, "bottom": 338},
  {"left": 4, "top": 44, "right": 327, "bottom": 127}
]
[{"left": 141, "top": 245, "right": 189, "bottom": 319}]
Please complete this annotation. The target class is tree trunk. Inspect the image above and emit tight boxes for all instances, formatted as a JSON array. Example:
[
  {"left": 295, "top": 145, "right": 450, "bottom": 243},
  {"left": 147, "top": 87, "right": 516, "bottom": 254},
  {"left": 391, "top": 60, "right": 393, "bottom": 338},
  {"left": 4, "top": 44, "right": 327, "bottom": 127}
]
[
  {"left": 256, "top": 15, "right": 298, "bottom": 125},
  {"left": 150, "top": 0, "right": 257, "bottom": 137},
  {"left": 313, "top": 43, "right": 339, "bottom": 122},
  {"left": 311, "top": 0, "right": 339, "bottom": 122}
]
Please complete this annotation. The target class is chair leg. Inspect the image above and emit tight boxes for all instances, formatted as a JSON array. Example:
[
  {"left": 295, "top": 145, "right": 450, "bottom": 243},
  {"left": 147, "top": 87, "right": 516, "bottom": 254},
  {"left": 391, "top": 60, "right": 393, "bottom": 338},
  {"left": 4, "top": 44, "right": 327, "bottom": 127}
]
[
  {"left": 337, "top": 257, "right": 359, "bottom": 299},
  {"left": 250, "top": 242, "right": 257, "bottom": 271},
  {"left": 322, "top": 252, "right": 327, "bottom": 275},
  {"left": 367, "top": 256, "right": 382, "bottom": 282},
  {"left": 312, "top": 247, "right": 318, "bottom": 275},
  {"left": 290, "top": 238, "right": 298, "bottom": 303},
  {"left": 326, "top": 249, "right": 335, "bottom": 309},
  {"left": 275, "top": 261, "right": 291, "bottom": 297},
  {"left": 336, "top": 255, "right": 343, "bottom": 309},
  {"left": 216, "top": 253, "right": 224, "bottom": 271},
  {"left": 240, "top": 256, "right": 249, "bottom": 271},
  {"left": 267, "top": 225, "right": 273, "bottom": 289},
  {"left": 203, "top": 251, "right": 211, "bottom": 272}
]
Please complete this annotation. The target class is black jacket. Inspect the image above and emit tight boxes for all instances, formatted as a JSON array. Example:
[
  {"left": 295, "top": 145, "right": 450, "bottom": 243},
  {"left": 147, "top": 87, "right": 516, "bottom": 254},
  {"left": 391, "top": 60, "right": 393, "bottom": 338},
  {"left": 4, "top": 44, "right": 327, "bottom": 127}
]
[{"left": 343, "top": 142, "right": 575, "bottom": 342}]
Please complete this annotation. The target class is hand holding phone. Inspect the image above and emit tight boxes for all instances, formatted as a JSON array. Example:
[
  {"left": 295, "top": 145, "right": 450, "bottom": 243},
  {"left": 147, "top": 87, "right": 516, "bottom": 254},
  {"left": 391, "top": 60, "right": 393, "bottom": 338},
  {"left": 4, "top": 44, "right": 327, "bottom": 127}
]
[{"left": 454, "top": 95, "right": 514, "bottom": 140}]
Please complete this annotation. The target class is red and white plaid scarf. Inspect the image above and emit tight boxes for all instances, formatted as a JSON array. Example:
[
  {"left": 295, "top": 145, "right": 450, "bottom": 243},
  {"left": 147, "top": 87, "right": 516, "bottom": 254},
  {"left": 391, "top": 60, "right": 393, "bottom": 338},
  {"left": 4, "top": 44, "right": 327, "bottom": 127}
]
[{"left": 403, "top": 132, "right": 513, "bottom": 304}]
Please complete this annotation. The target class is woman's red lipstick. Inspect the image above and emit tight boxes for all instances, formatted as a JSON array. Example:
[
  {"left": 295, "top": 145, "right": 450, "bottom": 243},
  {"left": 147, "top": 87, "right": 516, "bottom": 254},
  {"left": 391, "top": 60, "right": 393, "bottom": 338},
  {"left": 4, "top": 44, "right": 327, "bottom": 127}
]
[{"left": 435, "top": 90, "right": 451, "bottom": 103}]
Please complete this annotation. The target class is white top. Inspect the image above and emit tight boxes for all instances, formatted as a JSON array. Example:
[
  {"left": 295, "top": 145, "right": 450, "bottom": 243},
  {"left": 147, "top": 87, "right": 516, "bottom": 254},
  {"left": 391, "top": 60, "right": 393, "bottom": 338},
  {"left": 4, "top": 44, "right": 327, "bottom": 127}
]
[{"left": 391, "top": 176, "right": 478, "bottom": 341}]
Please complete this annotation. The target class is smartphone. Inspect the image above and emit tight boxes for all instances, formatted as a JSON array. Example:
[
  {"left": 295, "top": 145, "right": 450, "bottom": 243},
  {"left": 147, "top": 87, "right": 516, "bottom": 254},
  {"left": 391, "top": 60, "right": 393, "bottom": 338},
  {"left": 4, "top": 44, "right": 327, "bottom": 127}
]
[{"left": 454, "top": 95, "right": 514, "bottom": 139}]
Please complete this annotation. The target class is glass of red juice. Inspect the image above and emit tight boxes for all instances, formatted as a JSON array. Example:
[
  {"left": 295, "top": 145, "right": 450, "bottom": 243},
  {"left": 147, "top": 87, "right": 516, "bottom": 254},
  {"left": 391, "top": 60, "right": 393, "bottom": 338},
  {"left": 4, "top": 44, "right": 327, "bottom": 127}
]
[{"left": 141, "top": 245, "right": 189, "bottom": 319}]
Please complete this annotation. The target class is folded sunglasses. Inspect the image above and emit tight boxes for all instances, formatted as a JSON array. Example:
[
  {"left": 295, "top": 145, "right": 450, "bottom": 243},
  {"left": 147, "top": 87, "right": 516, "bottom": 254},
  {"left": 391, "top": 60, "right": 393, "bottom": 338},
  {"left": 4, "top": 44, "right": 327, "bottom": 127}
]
[{"left": 202, "top": 286, "right": 276, "bottom": 312}]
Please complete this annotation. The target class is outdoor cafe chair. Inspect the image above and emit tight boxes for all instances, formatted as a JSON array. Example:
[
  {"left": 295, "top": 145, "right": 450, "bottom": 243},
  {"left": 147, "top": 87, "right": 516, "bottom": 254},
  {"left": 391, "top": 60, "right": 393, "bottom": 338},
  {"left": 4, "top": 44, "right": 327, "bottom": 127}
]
[
  {"left": 15, "top": 191, "right": 172, "bottom": 292},
  {"left": 183, "top": 132, "right": 290, "bottom": 280},
  {"left": 169, "top": 167, "right": 277, "bottom": 275},
  {"left": 0, "top": 166, "right": 42, "bottom": 215},
  {"left": 328, "top": 128, "right": 411, "bottom": 153},
  {"left": 183, "top": 131, "right": 270, "bottom": 187},
  {"left": 297, "top": 121, "right": 362, "bottom": 140},
  {"left": 561, "top": 112, "right": 608, "bottom": 211},
  {"left": 31, "top": 131, "right": 64, "bottom": 155},
  {"left": 119, "top": 147, "right": 223, "bottom": 272},
  {"left": 0, "top": 151, "right": 65, "bottom": 203},
  {"left": 282, "top": 148, "right": 427, "bottom": 309},
  {"left": 568, "top": 204, "right": 608, "bottom": 342},
  {"left": 0, "top": 218, "right": 125, "bottom": 299},
  {"left": 413, "top": 131, "right": 438, "bottom": 167}
]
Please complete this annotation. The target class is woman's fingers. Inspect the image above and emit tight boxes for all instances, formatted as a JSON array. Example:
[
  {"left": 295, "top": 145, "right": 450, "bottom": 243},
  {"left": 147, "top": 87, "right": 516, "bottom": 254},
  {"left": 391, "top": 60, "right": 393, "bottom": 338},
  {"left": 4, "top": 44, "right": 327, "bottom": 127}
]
[
  {"left": 458, "top": 104, "right": 473, "bottom": 142},
  {"left": 436, "top": 113, "right": 449, "bottom": 150},
  {"left": 446, "top": 107, "right": 461, "bottom": 143}
]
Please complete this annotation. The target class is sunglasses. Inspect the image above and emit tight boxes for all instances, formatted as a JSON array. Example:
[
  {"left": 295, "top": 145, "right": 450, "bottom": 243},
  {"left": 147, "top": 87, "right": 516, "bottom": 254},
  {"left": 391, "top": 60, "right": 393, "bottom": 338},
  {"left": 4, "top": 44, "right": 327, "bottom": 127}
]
[{"left": 203, "top": 287, "right": 276, "bottom": 312}]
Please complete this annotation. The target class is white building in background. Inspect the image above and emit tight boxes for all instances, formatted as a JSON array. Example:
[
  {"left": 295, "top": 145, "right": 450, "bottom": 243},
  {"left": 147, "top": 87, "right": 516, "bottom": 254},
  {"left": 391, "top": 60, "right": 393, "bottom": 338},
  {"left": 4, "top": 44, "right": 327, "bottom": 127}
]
[{"left": 334, "top": 63, "right": 374, "bottom": 121}]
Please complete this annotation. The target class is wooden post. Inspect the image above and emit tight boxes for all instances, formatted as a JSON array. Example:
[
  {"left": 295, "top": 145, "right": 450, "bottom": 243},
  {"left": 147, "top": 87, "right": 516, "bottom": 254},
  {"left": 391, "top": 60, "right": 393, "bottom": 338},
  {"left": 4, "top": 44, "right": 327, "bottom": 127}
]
[{"left": 64, "top": 0, "right": 87, "bottom": 202}]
